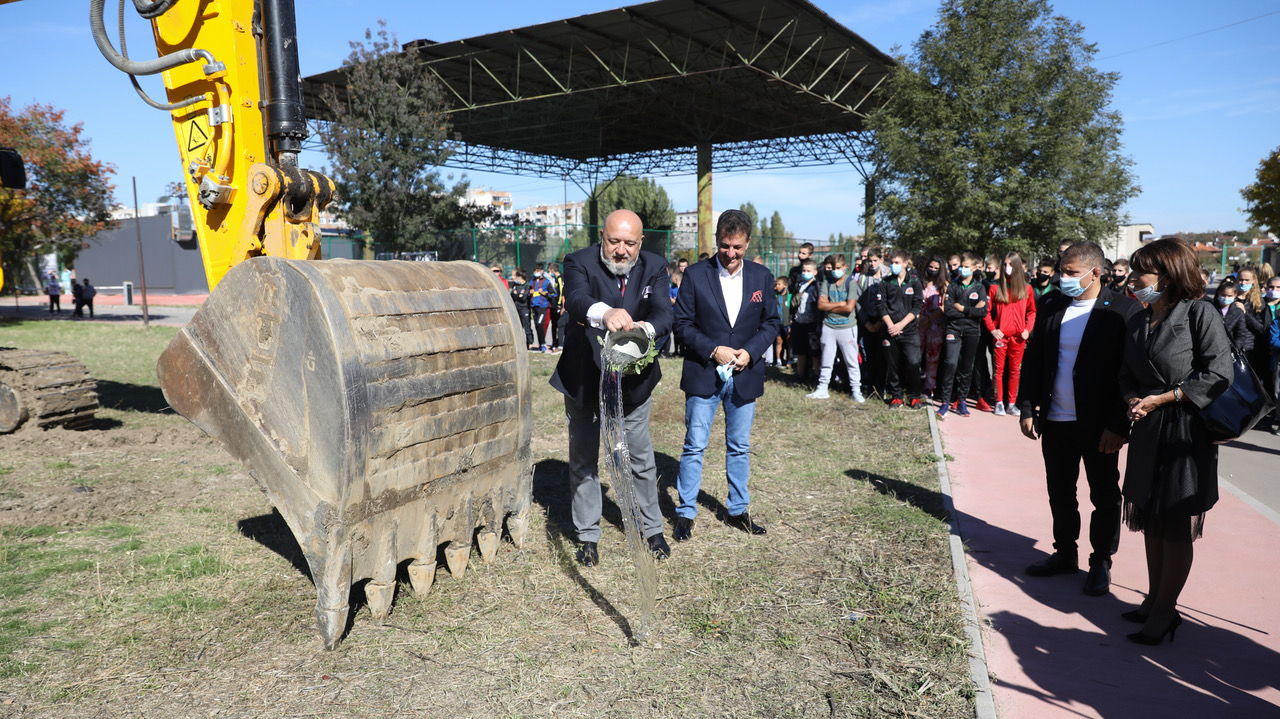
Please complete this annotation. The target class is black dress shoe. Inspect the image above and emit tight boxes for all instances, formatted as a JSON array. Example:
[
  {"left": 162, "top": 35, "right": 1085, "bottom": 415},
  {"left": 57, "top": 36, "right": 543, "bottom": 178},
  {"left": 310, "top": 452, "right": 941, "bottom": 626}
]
[
  {"left": 577, "top": 541, "right": 598, "bottom": 567},
  {"left": 673, "top": 517, "right": 694, "bottom": 542},
  {"left": 647, "top": 533, "right": 671, "bottom": 559},
  {"left": 1082, "top": 563, "right": 1111, "bottom": 596},
  {"left": 724, "top": 511, "right": 767, "bottom": 535},
  {"left": 1127, "top": 612, "right": 1183, "bottom": 645},
  {"left": 1025, "top": 552, "right": 1079, "bottom": 577}
]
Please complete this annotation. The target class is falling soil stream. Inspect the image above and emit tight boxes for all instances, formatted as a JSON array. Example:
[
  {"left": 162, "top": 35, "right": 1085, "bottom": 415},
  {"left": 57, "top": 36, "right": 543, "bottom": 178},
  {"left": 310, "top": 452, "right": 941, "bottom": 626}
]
[{"left": 600, "top": 346, "right": 658, "bottom": 642}]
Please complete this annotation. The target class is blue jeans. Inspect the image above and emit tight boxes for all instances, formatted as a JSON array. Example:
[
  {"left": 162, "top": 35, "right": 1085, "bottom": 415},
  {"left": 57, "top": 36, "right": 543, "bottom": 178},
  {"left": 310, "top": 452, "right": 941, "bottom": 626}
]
[{"left": 675, "top": 375, "right": 756, "bottom": 519}]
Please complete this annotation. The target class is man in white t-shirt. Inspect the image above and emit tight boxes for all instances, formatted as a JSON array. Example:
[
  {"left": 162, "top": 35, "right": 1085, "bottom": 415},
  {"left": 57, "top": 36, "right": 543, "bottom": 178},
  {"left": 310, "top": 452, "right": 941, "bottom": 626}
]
[{"left": 1016, "top": 241, "right": 1141, "bottom": 597}]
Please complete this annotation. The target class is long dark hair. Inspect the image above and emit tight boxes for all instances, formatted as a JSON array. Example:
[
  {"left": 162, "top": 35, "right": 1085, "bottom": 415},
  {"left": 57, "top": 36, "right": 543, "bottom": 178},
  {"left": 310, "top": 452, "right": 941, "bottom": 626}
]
[{"left": 995, "top": 252, "right": 1028, "bottom": 303}]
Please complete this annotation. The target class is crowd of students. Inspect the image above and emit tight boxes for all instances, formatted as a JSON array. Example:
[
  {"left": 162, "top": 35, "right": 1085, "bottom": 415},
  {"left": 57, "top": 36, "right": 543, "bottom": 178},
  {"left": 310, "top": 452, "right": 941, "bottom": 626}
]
[{"left": 751, "top": 241, "right": 1280, "bottom": 433}]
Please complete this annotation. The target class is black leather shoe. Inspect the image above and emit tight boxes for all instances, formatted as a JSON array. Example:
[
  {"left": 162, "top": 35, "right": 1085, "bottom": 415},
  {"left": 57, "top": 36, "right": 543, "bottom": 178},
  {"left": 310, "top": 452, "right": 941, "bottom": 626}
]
[
  {"left": 1025, "top": 552, "right": 1079, "bottom": 577},
  {"left": 724, "top": 511, "right": 767, "bottom": 535},
  {"left": 577, "top": 541, "right": 598, "bottom": 567},
  {"left": 673, "top": 517, "right": 694, "bottom": 542},
  {"left": 647, "top": 533, "right": 671, "bottom": 559},
  {"left": 1082, "top": 563, "right": 1111, "bottom": 596}
]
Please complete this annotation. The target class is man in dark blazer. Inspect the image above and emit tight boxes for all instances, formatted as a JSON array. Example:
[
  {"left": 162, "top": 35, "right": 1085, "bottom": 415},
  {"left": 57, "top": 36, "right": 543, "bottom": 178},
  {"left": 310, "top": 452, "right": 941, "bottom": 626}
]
[
  {"left": 1016, "top": 240, "right": 1141, "bottom": 596},
  {"left": 550, "top": 209, "right": 674, "bottom": 566},
  {"left": 671, "top": 209, "right": 781, "bottom": 541}
]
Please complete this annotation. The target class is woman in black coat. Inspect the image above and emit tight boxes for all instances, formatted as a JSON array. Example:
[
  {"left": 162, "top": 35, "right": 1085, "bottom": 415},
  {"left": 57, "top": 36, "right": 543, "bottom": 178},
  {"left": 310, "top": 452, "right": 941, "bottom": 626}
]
[{"left": 1119, "top": 238, "right": 1233, "bottom": 646}]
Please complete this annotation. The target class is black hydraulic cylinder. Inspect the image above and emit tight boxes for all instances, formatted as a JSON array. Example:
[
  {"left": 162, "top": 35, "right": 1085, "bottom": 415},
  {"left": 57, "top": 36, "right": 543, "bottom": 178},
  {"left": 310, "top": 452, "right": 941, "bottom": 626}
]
[{"left": 260, "top": 0, "right": 306, "bottom": 158}]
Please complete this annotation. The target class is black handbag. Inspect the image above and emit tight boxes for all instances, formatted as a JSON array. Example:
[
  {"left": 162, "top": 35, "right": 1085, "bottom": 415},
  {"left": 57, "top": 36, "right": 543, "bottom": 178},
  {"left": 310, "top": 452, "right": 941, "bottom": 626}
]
[{"left": 1198, "top": 345, "right": 1275, "bottom": 444}]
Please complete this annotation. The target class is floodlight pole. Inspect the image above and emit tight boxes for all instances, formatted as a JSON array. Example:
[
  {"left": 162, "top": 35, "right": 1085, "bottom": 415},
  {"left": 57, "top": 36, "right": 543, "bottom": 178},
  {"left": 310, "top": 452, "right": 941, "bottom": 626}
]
[
  {"left": 697, "top": 143, "right": 713, "bottom": 257},
  {"left": 133, "top": 177, "right": 151, "bottom": 328}
]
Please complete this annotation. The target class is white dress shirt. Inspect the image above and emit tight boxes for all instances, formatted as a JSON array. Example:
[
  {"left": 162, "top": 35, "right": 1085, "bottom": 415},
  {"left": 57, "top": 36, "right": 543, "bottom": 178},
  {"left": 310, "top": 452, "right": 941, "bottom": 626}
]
[{"left": 717, "top": 255, "right": 744, "bottom": 328}]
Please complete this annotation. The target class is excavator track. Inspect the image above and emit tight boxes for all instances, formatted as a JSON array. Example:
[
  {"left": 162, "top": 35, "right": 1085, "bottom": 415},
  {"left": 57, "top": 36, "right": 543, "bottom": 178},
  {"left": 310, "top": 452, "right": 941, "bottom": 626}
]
[{"left": 0, "top": 348, "right": 99, "bottom": 433}]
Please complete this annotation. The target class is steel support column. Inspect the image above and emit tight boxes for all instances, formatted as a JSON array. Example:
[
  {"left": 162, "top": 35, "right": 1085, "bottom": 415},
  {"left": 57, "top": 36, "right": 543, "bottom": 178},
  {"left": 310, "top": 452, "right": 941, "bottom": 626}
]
[{"left": 697, "top": 142, "right": 713, "bottom": 257}]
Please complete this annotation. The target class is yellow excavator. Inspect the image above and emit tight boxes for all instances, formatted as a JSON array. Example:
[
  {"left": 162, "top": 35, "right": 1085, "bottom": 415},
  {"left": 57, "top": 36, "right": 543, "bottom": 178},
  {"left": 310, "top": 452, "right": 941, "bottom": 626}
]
[{"left": 14, "top": 0, "right": 534, "bottom": 648}]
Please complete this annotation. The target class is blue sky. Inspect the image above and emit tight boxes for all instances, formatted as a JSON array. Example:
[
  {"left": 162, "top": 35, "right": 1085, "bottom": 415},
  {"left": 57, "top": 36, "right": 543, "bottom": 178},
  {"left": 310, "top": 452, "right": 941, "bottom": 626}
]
[{"left": 2, "top": 0, "right": 1276, "bottom": 242}]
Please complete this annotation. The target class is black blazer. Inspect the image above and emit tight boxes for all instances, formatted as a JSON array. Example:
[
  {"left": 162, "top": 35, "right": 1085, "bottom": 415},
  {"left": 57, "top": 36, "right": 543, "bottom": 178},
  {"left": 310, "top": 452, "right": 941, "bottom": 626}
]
[
  {"left": 550, "top": 245, "right": 673, "bottom": 409},
  {"left": 674, "top": 257, "right": 780, "bottom": 401},
  {"left": 1016, "top": 287, "right": 1141, "bottom": 438}
]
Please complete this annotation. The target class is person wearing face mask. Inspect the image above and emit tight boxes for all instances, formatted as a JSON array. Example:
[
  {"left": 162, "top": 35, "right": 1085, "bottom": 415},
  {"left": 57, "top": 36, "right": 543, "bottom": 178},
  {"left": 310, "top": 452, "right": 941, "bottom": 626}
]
[
  {"left": 1110, "top": 259, "right": 1131, "bottom": 293},
  {"left": 807, "top": 254, "right": 864, "bottom": 402},
  {"left": 790, "top": 259, "right": 821, "bottom": 383},
  {"left": 530, "top": 263, "right": 559, "bottom": 352},
  {"left": 1117, "top": 238, "right": 1234, "bottom": 645},
  {"left": 1031, "top": 258, "right": 1057, "bottom": 302},
  {"left": 1265, "top": 276, "right": 1280, "bottom": 434},
  {"left": 1212, "top": 282, "right": 1253, "bottom": 353},
  {"left": 983, "top": 252, "right": 1036, "bottom": 416},
  {"left": 937, "top": 252, "right": 987, "bottom": 418},
  {"left": 788, "top": 242, "right": 815, "bottom": 295},
  {"left": 1235, "top": 268, "right": 1272, "bottom": 383},
  {"left": 919, "top": 255, "right": 949, "bottom": 397},
  {"left": 947, "top": 254, "right": 962, "bottom": 283},
  {"left": 876, "top": 249, "right": 925, "bottom": 408},
  {"left": 1016, "top": 241, "right": 1140, "bottom": 598}
]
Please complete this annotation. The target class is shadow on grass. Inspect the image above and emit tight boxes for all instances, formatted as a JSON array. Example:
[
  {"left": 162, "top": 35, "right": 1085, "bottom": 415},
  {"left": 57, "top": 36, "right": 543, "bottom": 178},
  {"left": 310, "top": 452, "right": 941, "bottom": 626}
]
[
  {"left": 95, "top": 380, "right": 170, "bottom": 414},
  {"left": 533, "top": 457, "right": 640, "bottom": 646},
  {"left": 845, "top": 468, "right": 948, "bottom": 521},
  {"left": 237, "top": 509, "right": 312, "bottom": 581}
]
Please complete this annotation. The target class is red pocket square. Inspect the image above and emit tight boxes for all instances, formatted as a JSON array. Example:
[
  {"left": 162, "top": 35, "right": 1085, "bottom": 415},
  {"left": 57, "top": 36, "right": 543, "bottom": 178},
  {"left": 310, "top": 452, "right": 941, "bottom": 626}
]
[{"left": 750, "top": 290, "right": 763, "bottom": 302}]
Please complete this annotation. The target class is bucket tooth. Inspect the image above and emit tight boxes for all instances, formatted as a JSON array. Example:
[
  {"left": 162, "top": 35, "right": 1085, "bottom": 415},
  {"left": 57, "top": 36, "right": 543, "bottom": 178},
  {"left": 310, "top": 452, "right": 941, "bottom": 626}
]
[
  {"left": 407, "top": 559, "right": 437, "bottom": 598},
  {"left": 365, "top": 581, "right": 395, "bottom": 623},
  {"left": 155, "top": 257, "right": 533, "bottom": 648},
  {"left": 506, "top": 505, "right": 531, "bottom": 549},
  {"left": 316, "top": 604, "right": 349, "bottom": 651},
  {"left": 444, "top": 542, "right": 471, "bottom": 579},
  {"left": 477, "top": 531, "right": 499, "bottom": 563}
]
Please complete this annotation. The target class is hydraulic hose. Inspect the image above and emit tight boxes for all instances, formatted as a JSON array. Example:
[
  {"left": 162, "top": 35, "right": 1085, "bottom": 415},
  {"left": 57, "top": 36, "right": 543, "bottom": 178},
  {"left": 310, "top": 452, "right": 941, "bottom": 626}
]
[
  {"left": 90, "top": 0, "right": 222, "bottom": 77},
  {"left": 132, "top": 0, "right": 178, "bottom": 20},
  {"left": 116, "top": 0, "right": 203, "bottom": 111}
]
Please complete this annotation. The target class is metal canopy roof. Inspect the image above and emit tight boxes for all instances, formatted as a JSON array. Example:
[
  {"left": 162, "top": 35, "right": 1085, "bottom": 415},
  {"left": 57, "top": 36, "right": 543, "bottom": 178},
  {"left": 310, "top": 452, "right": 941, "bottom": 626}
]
[{"left": 302, "top": 0, "right": 896, "bottom": 182}]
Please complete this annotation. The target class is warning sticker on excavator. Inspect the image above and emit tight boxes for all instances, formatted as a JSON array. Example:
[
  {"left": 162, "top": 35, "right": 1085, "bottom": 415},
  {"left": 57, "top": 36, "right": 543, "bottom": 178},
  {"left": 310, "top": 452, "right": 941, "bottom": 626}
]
[{"left": 187, "top": 117, "right": 209, "bottom": 153}]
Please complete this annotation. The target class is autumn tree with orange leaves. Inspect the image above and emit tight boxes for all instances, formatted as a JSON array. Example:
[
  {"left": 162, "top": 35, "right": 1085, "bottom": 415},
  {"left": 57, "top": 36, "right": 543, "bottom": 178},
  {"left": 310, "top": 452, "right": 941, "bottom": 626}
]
[{"left": 0, "top": 97, "right": 116, "bottom": 288}]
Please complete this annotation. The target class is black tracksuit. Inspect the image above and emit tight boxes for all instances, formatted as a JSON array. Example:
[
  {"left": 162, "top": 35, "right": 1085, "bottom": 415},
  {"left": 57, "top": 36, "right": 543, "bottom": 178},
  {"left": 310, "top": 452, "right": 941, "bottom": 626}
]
[
  {"left": 939, "top": 278, "right": 988, "bottom": 405},
  {"left": 875, "top": 274, "right": 925, "bottom": 400}
]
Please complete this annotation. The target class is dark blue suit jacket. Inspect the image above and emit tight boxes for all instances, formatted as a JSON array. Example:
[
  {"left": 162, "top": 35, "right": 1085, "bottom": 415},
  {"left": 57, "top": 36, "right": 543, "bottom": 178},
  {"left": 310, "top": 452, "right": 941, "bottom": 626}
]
[
  {"left": 550, "top": 245, "right": 673, "bottom": 409},
  {"left": 674, "top": 257, "right": 780, "bottom": 401}
]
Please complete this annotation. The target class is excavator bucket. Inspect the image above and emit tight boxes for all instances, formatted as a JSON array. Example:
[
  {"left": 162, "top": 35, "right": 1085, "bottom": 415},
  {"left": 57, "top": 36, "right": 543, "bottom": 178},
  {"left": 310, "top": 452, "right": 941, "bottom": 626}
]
[{"left": 156, "top": 257, "right": 533, "bottom": 648}]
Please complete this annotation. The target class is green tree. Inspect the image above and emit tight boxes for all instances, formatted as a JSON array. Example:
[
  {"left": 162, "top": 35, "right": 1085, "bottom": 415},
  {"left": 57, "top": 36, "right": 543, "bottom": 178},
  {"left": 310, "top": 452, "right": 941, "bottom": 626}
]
[
  {"left": 590, "top": 173, "right": 675, "bottom": 255},
  {"left": 867, "top": 0, "right": 1138, "bottom": 258},
  {"left": 317, "top": 23, "right": 487, "bottom": 257},
  {"left": 1240, "top": 147, "right": 1280, "bottom": 236},
  {"left": 739, "top": 202, "right": 760, "bottom": 235},
  {"left": 0, "top": 97, "right": 115, "bottom": 288}
]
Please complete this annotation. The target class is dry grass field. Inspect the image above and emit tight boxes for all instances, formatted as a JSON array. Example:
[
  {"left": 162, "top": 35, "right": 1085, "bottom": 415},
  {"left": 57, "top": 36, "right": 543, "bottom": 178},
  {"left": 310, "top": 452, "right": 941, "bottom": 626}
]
[{"left": 0, "top": 318, "right": 972, "bottom": 718}]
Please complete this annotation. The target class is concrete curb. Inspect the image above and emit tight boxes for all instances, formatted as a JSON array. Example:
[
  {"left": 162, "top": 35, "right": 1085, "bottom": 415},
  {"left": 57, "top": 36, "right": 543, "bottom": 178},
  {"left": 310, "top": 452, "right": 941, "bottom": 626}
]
[
  {"left": 1221, "top": 475, "right": 1280, "bottom": 529},
  {"left": 926, "top": 405, "right": 998, "bottom": 719}
]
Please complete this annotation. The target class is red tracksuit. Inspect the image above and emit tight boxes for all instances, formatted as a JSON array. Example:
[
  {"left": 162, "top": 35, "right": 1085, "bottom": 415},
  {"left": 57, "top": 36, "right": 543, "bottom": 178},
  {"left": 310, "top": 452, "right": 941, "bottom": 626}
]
[{"left": 983, "top": 284, "right": 1036, "bottom": 406}]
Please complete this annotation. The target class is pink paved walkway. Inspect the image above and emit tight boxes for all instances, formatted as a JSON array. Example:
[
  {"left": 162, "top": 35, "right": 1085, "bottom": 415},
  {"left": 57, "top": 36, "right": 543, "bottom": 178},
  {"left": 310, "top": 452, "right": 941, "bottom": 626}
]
[{"left": 939, "top": 408, "right": 1280, "bottom": 718}]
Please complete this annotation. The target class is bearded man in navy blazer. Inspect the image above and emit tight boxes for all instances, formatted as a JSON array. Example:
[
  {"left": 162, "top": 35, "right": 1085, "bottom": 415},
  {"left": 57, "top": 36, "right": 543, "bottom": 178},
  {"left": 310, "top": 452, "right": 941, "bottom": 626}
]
[
  {"left": 550, "top": 209, "right": 674, "bottom": 567},
  {"left": 672, "top": 209, "right": 781, "bottom": 541}
]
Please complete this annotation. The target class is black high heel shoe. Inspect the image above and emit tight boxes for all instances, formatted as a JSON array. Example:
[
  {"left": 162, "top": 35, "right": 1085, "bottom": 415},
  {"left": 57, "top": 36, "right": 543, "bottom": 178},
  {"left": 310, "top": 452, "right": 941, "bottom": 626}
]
[
  {"left": 1120, "top": 608, "right": 1150, "bottom": 624},
  {"left": 1126, "top": 612, "right": 1182, "bottom": 645}
]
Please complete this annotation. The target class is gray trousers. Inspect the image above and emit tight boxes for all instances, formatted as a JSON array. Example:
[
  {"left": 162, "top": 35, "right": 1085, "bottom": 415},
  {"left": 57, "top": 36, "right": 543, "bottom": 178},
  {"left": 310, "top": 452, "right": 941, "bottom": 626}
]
[{"left": 565, "top": 394, "right": 663, "bottom": 542}]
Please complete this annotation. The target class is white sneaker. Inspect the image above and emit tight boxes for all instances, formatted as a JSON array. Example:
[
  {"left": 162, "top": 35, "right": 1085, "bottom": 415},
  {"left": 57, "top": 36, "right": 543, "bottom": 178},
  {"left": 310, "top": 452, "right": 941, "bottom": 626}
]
[
  {"left": 1008, "top": 404, "right": 1021, "bottom": 417},
  {"left": 993, "top": 402, "right": 1006, "bottom": 416},
  {"left": 851, "top": 390, "right": 865, "bottom": 404},
  {"left": 806, "top": 388, "right": 830, "bottom": 400}
]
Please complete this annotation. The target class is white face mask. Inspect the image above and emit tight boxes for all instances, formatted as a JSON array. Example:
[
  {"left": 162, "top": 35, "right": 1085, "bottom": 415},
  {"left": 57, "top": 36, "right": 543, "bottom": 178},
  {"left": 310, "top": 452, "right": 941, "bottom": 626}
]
[{"left": 1004, "top": 264, "right": 1013, "bottom": 276}]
